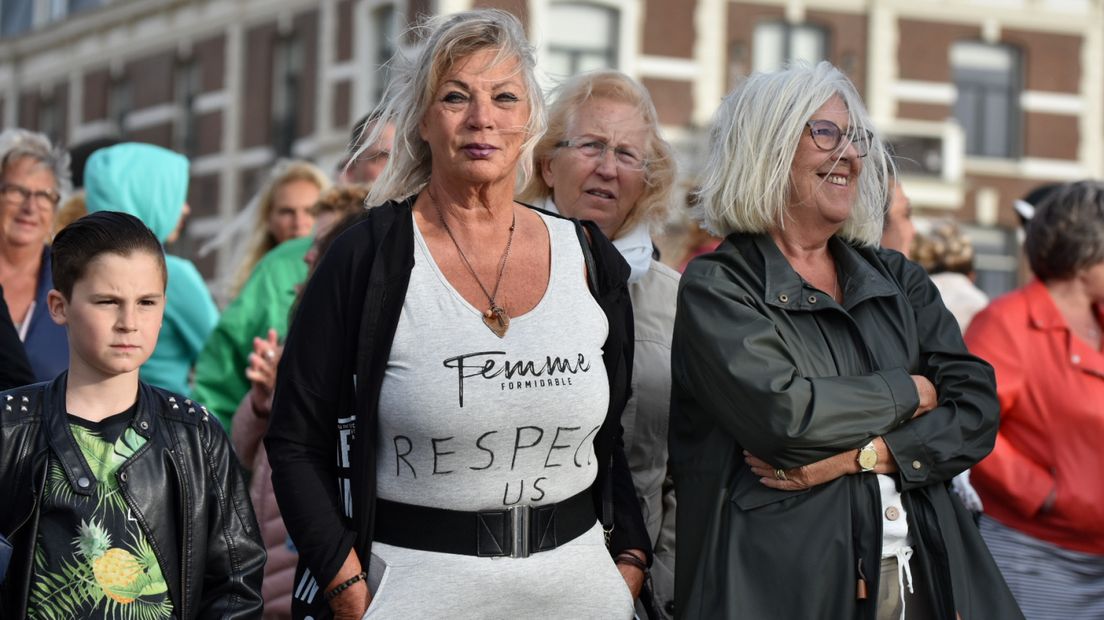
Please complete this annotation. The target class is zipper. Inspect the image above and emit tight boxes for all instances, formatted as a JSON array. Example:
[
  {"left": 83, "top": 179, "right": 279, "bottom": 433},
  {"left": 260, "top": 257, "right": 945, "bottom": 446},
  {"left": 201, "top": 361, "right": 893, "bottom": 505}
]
[{"left": 9, "top": 461, "right": 48, "bottom": 537}]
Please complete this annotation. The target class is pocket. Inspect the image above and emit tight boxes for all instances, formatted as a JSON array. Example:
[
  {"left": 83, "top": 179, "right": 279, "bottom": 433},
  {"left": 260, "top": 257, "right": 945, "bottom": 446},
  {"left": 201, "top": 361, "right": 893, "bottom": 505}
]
[{"left": 360, "top": 553, "right": 392, "bottom": 619}]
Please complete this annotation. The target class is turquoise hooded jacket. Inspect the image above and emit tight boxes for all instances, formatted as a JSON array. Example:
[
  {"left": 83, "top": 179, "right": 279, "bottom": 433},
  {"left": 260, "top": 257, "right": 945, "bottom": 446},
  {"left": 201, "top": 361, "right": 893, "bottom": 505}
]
[{"left": 84, "top": 143, "right": 219, "bottom": 396}]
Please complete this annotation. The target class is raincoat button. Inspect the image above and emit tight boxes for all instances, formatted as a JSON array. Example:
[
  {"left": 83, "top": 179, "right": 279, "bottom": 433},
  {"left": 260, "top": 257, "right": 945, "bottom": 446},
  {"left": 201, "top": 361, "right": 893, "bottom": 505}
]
[
  {"left": 808, "top": 295, "right": 817, "bottom": 303},
  {"left": 779, "top": 294, "right": 789, "bottom": 303},
  {"left": 1072, "top": 354, "right": 1081, "bottom": 364},
  {"left": 119, "top": 472, "right": 128, "bottom": 483},
  {"left": 139, "top": 420, "right": 149, "bottom": 430},
  {"left": 885, "top": 506, "right": 900, "bottom": 521},
  {"left": 911, "top": 460, "right": 923, "bottom": 470}
]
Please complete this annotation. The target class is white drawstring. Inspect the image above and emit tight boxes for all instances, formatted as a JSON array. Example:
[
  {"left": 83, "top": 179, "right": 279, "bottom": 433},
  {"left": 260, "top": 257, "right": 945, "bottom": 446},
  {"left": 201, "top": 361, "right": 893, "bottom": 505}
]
[{"left": 895, "top": 546, "right": 915, "bottom": 620}]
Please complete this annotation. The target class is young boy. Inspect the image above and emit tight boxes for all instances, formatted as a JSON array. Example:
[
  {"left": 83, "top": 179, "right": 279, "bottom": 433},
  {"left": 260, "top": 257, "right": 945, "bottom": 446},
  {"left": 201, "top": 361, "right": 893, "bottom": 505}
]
[{"left": 0, "top": 212, "right": 264, "bottom": 619}]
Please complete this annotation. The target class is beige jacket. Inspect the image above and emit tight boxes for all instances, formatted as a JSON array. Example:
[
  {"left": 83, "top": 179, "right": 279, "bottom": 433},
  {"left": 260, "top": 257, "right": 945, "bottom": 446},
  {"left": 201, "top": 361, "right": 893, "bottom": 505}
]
[{"left": 624, "top": 259, "right": 680, "bottom": 619}]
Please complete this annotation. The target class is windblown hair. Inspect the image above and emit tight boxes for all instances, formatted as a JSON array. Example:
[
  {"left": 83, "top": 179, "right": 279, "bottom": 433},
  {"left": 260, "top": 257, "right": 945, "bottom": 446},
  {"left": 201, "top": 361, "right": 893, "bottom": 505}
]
[
  {"left": 52, "top": 211, "right": 166, "bottom": 298},
  {"left": 694, "top": 61, "right": 892, "bottom": 246},
  {"left": 0, "top": 128, "right": 72, "bottom": 196},
  {"left": 519, "top": 70, "right": 677, "bottom": 239},
  {"left": 230, "top": 160, "right": 330, "bottom": 298},
  {"left": 1025, "top": 180, "right": 1104, "bottom": 282},
  {"left": 361, "top": 9, "right": 545, "bottom": 206}
]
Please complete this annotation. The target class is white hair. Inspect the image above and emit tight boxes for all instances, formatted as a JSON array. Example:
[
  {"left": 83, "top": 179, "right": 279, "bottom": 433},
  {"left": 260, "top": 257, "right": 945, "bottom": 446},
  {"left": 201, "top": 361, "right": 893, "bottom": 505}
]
[
  {"left": 0, "top": 128, "right": 71, "bottom": 195},
  {"left": 361, "top": 9, "right": 545, "bottom": 207},
  {"left": 694, "top": 61, "right": 892, "bottom": 246}
]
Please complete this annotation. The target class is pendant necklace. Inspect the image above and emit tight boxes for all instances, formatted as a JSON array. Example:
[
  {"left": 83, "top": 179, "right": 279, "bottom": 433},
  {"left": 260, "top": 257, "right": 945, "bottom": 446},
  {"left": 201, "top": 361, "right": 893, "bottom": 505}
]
[{"left": 434, "top": 197, "right": 516, "bottom": 338}]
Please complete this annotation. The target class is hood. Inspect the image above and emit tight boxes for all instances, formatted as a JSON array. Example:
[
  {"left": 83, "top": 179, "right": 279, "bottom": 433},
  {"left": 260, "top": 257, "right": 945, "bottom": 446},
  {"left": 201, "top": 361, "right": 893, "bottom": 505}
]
[{"left": 84, "top": 143, "right": 189, "bottom": 242}]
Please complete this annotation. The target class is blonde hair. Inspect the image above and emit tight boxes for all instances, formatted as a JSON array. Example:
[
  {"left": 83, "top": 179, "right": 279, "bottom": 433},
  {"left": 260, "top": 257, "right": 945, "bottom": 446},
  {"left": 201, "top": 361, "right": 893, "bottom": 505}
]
[
  {"left": 913, "top": 221, "right": 976, "bottom": 275},
  {"left": 519, "top": 70, "right": 677, "bottom": 239},
  {"left": 695, "top": 61, "right": 892, "bottom": 246},
  {"left": 54, "top": 191, "right": 87, "bottom": 236},
  {"left": 361, "top": 9, "right": 545, "bottom": 206},
  {"left": 230, "top": 160, "right": 330, "bottom": 297}
]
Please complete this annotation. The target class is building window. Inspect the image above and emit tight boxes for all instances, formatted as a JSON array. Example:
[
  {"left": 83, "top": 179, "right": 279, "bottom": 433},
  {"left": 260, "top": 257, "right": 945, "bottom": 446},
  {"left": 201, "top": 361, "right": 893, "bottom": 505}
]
[
  {"left": 372, "top": 4, "right": 397, "bottom": 104},
  {"left": 952, "top": 42, "right": 1021, "bottom": 159},
  {"left": 1, "top": 0, "right": 33, "bottom": 37},
  {"left": 37, "top": 93, "right": 61, "bottom": 143},
  {"left": 545, "top": 2, "right": 619, "bottom": 78},
  {"left": 272, "top": 32, "right": 303, "bottom": 157},
  {"left": 174, "top": 56, "right": 199, "bottom": 157},
  {"left": 752, "top": 21, "right": 827, "bottom": 73},
  {"left": 108, "top": 74, "right": 131, "bottom": 138}
]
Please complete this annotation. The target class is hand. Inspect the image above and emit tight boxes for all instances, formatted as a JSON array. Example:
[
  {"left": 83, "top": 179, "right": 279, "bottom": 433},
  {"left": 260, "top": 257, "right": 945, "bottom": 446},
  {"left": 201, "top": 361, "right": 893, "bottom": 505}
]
[
  {"left": 615, "top": 550, "right": 646, "bottom": 599},
  {"left": 910, "top": 375, "right": 938, "bottom": 418},
  {"left": 245, "top": 328, "right": 281, "bottom": 417},
  {"left": 746, "top": 449, "right": 853, "bottom": 491},
  {"left": 328, "top": 551, "right": 371, "bottom": 619}
]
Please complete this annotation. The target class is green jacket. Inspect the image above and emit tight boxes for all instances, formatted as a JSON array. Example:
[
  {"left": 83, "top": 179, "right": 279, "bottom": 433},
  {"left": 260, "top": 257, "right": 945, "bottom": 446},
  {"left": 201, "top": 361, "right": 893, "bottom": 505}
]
[
  {"left": 193, "top": 236, "right": 310, "bottom": 428},
  {"left": 670, "top": 233, "right": 1021, "bottom": 619}
]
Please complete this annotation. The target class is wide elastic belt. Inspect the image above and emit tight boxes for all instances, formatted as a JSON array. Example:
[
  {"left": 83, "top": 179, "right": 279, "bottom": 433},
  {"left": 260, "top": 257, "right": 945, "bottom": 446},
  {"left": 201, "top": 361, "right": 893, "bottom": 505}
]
[{"left": 373, "top": 488, "right": 596, "bottom": 558}]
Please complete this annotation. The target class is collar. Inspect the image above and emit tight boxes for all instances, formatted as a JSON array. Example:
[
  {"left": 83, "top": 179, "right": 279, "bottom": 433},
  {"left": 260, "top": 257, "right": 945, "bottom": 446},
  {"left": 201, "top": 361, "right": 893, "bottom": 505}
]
[
  {"left": 1023, "top": 279, "right": 1104, "bottom": 376},
  {"left": 746, "top": 234, "right": 899, "bottom": 312},
  {"left": 42, "top": 373, "right": 156, "bottom": 497},
  {"left": 540, "top": 197, "right": 652, "bottom": 283}
]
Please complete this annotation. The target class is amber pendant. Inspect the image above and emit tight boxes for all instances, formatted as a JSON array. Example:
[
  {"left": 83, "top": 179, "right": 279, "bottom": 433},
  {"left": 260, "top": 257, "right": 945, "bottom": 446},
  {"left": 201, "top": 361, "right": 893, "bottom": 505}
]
[{"left": 482, "top": 306, "right": 510, "bottom": 338}]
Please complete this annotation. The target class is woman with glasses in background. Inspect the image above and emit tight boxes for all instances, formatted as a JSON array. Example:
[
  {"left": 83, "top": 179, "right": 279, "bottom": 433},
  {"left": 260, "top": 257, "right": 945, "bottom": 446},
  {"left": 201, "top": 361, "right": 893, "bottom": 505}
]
[
  {"left": 0, "top": 129, "right": 71, "bottom": 382},
  {"left": 521, "top": 70, "right": 679, "bottom": 619},
  {"left": 669, "top": 62, "right": 1021, "bottom": 619}
]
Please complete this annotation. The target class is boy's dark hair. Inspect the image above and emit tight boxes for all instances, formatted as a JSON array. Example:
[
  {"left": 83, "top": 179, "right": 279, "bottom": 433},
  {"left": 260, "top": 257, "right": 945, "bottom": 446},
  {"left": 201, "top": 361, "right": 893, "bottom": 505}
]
[{"left": 52, "top": 211, "right": 167, "bottom": 298}]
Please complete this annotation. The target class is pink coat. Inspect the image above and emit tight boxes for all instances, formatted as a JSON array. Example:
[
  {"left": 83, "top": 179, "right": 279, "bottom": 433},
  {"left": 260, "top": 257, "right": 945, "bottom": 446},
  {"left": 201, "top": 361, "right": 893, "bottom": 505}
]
[{"left": 231, "top": 398, "right": 296, "bottom": 619}]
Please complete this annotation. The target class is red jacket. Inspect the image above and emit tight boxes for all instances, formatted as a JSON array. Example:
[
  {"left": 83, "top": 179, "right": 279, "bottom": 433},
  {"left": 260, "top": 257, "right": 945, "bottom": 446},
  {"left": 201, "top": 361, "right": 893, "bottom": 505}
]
[{"left": 965, "top": 280, "right": 1104, "bottom": 554}]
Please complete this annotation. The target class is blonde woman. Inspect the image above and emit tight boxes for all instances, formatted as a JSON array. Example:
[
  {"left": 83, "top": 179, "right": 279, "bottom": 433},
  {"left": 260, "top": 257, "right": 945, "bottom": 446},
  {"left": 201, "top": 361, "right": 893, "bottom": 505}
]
[{"left": 521, "top": 69, "right": 679, "bottom": 619}]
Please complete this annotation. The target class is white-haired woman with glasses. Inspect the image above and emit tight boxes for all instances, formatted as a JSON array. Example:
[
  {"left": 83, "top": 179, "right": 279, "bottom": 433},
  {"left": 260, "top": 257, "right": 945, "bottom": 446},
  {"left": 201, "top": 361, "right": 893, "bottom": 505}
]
[
  {"left": 0, "top": 129, "right": 71, "bottom": 382},
  {"left": 669, "top": 62, "right": 1022, "bottom": 619},
  {"left": 521, "top": 69, "right": 679, "bottom": 619},
  {"left": 268, "top": 10, "right": 649, "bottom": 620}
]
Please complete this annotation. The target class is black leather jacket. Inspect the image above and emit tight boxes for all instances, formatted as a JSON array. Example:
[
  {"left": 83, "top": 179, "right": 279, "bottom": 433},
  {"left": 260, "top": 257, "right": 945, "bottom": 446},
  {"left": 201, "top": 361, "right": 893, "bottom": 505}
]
[{"left": 0, "top": 374, "right": 265, "bottom": 619}]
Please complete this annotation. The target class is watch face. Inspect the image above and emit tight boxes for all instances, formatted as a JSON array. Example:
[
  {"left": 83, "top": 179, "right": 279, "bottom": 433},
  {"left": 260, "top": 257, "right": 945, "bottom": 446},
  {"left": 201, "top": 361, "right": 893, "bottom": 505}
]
[{"left": 859, "top": 450, "right": 878, "bottom": 470}]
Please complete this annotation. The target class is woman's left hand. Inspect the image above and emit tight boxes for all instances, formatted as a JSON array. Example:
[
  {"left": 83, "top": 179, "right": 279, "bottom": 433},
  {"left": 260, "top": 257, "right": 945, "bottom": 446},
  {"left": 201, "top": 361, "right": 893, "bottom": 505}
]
[
  {"left": 745, "top": 449, "right": 855, "bottom": 491},
  {"left": 616, "top": 549, "right": 647, "bottom": 599}
]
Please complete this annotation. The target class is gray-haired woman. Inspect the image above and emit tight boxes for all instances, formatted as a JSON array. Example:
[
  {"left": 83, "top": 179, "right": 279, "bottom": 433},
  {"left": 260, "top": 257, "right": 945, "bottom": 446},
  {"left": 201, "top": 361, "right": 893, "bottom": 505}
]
[
  {"left": 268, "top": 10, "right": 649, "bottom": 620},
  {"left": 669, "top": 62, "right": 1022, "bottom": 619},
  {"left": 966, "top": 181, "right": 1104, "bottom": 619},
  {"left": 0, "top": 129, "right": 70, "bottom": 382}
]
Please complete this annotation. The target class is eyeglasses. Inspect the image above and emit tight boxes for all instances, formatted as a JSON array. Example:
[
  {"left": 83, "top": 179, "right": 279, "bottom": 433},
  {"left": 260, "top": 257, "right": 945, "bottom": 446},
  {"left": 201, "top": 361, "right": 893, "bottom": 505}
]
[
  {"left": 805, "top": 120, "right": 873, "bottom": 158},
  {"left": 0, "top": 182, "right": 60, "bottom": 209},
  {"left": 555, "top": 138, "right": 648, "bottom": 172}
]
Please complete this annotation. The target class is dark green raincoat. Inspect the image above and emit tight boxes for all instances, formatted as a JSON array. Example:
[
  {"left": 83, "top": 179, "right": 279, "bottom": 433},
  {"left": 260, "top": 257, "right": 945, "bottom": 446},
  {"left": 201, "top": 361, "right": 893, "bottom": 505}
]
[{"left": 669, "top": 233, "right": 1022, "bottom": 619}]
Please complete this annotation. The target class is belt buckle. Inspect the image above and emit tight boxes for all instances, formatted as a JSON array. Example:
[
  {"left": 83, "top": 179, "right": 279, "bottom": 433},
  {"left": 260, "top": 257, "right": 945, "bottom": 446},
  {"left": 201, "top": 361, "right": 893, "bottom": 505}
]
[{"left": 508, "top": 504, "right": 531, "bottom": 559}]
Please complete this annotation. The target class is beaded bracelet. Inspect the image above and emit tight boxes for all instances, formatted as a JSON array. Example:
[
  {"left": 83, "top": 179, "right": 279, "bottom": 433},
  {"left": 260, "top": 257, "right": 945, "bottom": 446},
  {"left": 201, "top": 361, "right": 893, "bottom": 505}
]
[
  {"left": 323, "top": 571, "right": 367, "bottom": 602},
  {"left": 614, "top": 552, "right": 649, "bottom": 573}
]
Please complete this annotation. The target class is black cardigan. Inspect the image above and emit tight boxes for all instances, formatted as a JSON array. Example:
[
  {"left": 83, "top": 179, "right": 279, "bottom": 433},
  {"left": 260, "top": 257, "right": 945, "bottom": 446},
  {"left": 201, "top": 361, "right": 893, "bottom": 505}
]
[{"left": 267, "top": 198, "right": 651, "bottom": 619}]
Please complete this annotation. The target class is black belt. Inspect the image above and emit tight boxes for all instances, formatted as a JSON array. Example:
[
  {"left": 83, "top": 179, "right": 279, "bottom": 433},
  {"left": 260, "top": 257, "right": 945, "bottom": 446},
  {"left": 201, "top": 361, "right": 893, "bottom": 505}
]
[{"left": 373, "top": 488, "right": 596, "bottom": 558}]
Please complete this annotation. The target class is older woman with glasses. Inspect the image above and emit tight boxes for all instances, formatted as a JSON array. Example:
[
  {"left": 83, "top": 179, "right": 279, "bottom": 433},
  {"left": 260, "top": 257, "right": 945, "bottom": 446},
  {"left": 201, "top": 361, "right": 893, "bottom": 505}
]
[
  {"left": 669, "top": 62, "right": 1021, "bottom": 619},
  {"left": 0, "top": 129, "right": 71, "bottom": 382},
  {"left": 521, "top": 69, "right": 679, "bottom": 619},
  {"left": 268, "top": 10, "right": 649, "bottom": 620}
]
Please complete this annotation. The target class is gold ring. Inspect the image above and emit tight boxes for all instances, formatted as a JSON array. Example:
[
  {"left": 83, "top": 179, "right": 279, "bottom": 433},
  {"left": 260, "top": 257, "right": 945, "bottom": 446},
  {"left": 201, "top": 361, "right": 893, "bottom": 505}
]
[{"left": 774, "top": 468, "right": 787, "bottom": 481}]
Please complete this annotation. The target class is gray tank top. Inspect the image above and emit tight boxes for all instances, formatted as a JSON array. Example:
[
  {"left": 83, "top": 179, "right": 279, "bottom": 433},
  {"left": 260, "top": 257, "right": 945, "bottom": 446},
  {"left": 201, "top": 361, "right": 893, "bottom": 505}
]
[
  {"left": 377, "top": 210, "right": 610, "bottom": 510},
  {"left": 365, "top": 212, "right": 632, "bottom": 619}
]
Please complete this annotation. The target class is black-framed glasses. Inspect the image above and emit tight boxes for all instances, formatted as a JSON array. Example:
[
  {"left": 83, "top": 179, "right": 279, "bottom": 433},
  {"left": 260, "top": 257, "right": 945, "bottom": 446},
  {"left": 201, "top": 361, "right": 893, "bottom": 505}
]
[
  {"left": 555, "top": 138, "right": 648, "bottom": 172},
  {"left": 805, "top": 120, "right": 873, "bottom": 158},
  {"left": 0, "top": 182, "right": 60, "bottom": 209}
]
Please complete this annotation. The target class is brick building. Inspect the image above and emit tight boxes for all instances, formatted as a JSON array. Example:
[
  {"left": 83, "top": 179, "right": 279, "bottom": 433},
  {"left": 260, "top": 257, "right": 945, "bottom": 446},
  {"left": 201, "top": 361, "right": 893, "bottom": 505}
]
[{"left": 1, "top": 0, "right": 1101, "bottom": 295}]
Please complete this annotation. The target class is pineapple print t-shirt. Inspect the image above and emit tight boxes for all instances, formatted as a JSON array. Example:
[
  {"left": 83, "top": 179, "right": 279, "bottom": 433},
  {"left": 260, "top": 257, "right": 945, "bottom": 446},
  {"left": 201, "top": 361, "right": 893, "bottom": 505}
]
[{"left": 29, "top": 405, "right": 173, "bottom": 619}]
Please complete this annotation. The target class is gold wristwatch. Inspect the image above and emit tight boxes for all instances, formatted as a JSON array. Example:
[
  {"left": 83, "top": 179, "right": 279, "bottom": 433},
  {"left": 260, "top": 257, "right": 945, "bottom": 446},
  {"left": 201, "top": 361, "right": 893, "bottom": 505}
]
[{"left": 857, "top": 441, "right": 878, "bottom": 472}]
